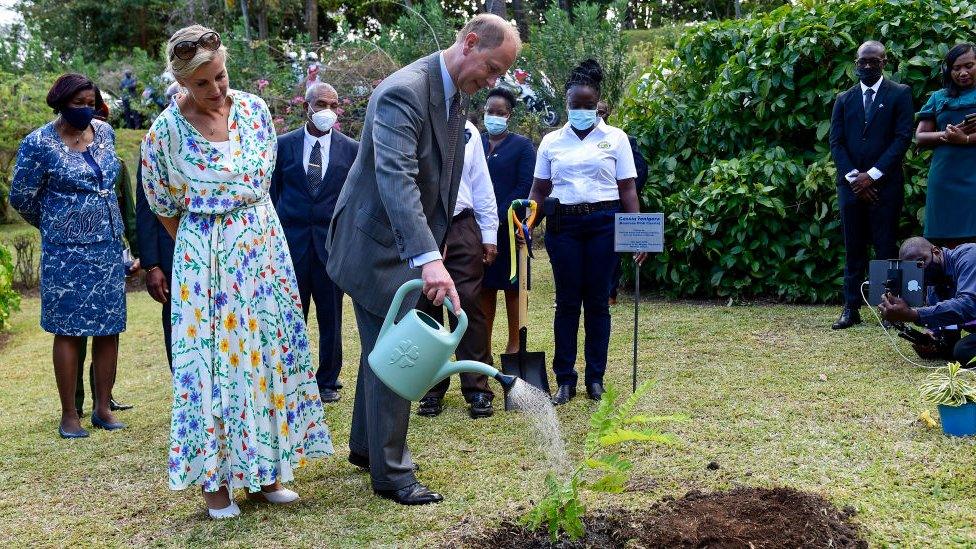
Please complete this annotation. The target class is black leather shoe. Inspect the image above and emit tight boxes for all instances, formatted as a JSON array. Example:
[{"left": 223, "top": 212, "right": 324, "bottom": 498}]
[
  {"left": 320, "top": 389, "right": 340, "bottom": 403},
  {"left": 109, "top": 398, "right": 134, "bottom": 411},
  {"left": 831, "top": 307, "right": 862, "bottom": 330},
  {"left": 586, "top": 382, "right": 605, "bottom": 401},
  {"left": 416, "top": 396, "right": 443, "bottom": 417},
  {"left": 374, "top": 482, "right": 443, "bottom": 505},
  {"left": 468, "top": 394, "right": 494, "bottom": 419},
  {"left": 552, "top": 385, "right": 576, "bottom": 405}
]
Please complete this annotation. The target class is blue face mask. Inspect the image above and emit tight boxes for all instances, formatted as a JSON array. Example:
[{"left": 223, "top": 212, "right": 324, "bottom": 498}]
[
  {"left": 62, "top": 106, "right": 95, "bottom": 131},
  {"left": 567, "top": 109, "right": 598, "bottom": 131},
  {"left": 483, "top": 114, "right": 509, "bottom": 136}
]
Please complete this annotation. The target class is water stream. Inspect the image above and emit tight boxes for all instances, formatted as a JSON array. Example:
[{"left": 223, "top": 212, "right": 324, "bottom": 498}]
[{"left": 507, "top": 379, "right": 570, "bottom": 476}]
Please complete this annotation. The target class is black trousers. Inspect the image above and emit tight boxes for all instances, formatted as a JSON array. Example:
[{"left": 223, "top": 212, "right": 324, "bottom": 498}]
[
  {"left": 953, "top": 333, "right": 976, "bottom": 367},
  {"left": 838, "top": 182, "right": 903, "bottom": 308}
]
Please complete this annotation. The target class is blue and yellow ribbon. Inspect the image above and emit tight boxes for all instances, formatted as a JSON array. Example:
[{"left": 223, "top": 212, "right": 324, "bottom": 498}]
[{"left": 508, "top": 199, "right": 537, "bottom": 283}]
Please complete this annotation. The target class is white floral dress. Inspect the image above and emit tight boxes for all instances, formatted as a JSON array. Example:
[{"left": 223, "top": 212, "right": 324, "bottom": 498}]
[{"left": 140, "top": 90, "right": 333, "bottom": 492}]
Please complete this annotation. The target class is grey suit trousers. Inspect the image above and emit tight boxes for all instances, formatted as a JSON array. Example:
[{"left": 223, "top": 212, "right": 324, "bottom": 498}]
[{"left": 350, "top": 301, "right": 418, "bottom": 491}]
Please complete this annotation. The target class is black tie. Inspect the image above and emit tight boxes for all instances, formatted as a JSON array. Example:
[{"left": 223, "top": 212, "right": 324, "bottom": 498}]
[
  {"left": 307, "top": 140, "right": 322, "bottom": 196},
  {"left": 864, "top": 88, "right": 875, "bottom": 119}
]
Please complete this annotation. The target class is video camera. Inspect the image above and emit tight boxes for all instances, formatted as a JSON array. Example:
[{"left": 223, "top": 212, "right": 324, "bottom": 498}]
[{"left": 866, "top": 259, "right": 940, "bottom": 348}]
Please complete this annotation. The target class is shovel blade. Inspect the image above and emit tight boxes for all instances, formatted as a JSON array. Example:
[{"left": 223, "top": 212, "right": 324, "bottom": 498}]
[{"left": 500, "top": 350, "right": 550, "bottom": 411}]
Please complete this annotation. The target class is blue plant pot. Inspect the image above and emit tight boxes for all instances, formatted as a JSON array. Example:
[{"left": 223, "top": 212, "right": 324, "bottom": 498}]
[{"left": 937, "top": 402, "right": 976, "bottom": 437}]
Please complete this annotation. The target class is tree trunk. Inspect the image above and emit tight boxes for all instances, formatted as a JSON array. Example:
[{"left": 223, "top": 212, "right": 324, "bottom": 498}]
[
  {"left": 734, "top": 0, "right": 742, "bottom": 18},
  {"left": 256, "top": 1, "right": 269, "bottom": 40},
  {"left": 305, "top": 0, "right": 318, "bottom": 42},
  {"left": 240, "top": 0, "right": 252, "bottom": 41},
  {"left": 484, "top": 0, "right": 507, "bottom": 18},
  {"left": 511, "top": 0, "right": 529, "bottom": 41}
]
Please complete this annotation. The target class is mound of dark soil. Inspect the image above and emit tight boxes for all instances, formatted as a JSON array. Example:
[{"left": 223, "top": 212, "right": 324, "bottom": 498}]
[{"left": 458, "top": 487, "right": 866, "bottom": 548}]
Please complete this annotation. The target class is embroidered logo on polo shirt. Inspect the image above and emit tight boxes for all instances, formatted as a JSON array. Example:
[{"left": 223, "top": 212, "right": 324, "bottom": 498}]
[{"left": 597, "top": 141, "right": 611, "bottom": 149}]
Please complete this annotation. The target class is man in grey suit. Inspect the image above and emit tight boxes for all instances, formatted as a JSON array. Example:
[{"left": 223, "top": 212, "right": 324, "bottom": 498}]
[{"left": 326, "top": 14, "right": 520, "bottom": 505}]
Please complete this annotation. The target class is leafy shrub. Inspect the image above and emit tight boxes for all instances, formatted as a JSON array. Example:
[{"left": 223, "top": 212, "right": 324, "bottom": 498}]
[
  {"left": 0, "top": 243, "right": 20, "bottom": 331},
  {"left": 520, "top": 1, "right": 633, "bottom": 114},
  {"left": 619, "top": 0, "right": 976, "bottom": 302},
  {"left": 0, "top": 71, "right": 53, "bottom": 223}
]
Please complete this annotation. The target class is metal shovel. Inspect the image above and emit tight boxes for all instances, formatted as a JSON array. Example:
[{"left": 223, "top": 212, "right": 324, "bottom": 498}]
[{"left": 501, "top": 200, "right": 550, "bottom": 409}]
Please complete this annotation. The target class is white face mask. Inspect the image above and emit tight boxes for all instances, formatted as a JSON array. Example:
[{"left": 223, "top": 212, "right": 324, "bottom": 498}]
[{"left": 309, "top": 108, "right": 337, "bottom": 132}]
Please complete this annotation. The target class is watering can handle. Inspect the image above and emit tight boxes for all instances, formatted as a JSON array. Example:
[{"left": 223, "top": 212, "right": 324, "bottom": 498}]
[{"left": 380, "top": 279, "right": 469, "bottom": 343}]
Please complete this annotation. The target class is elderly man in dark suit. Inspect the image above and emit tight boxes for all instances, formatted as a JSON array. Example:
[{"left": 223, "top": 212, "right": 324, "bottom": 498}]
[
  {"left": 326, "top": 14, "right": 520, "bottom": 505},
  {"left": 829, "top": 40, "right": 914, "bottom": 329},
  {"left": 270, "top": 82, "right": 359, "bottom": 404},
  {"left": 135, "top": 163, "right": 176, "bottom": 368}
]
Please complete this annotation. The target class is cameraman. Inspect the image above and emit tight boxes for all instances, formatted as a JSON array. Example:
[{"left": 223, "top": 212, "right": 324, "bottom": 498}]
[{"left": 879, "top": 237, "right": 976, "bottom": 365}]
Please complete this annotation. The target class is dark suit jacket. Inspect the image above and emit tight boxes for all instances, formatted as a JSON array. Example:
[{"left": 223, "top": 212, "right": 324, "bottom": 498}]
[
  {"left": 829, "top": 78, "right": 914, "bottom": 187},
  {"left": 134, "top": 163, "right": 175, "bottom": 274},
  {"left": 270, "top": 127, "right": 359, "bottom": 266},
  {"left": 326, "top": 52, "right": 468, "bottom": 317}
]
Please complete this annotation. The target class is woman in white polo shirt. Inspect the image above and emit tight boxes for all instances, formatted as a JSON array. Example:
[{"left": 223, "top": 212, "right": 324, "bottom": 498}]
[{"left": 528, "top": 59, "right": 646, "bottom": 405}]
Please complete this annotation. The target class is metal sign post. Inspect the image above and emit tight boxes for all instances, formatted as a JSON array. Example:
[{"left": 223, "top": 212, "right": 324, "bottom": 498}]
[{"left": 614, "top": 213, "right": 664, "bottom": 393}]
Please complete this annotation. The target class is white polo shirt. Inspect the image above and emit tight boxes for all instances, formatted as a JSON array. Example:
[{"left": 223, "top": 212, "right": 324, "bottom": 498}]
[{"left": 533, "top": 120, "right": 637, "bottom": 205}]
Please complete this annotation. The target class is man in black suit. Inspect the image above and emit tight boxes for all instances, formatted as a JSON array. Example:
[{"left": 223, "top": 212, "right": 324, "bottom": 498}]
[
  {"left": 136, "top": 163, "right": 176, "bottom": 368},
  {"left": 829, "top": 40, "right": 914, "bottom": 329},
  {"left": 270, "top": 82, "right": 359, "bottom": 403}
]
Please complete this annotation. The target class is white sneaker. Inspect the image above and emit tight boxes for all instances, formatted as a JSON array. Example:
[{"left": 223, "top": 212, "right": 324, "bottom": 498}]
[
  {"left": 207, "top": 501, "right": 241, "bottom": 520},
  {"left": 250, "top": 487, "right": 300, "bottom": 504}
]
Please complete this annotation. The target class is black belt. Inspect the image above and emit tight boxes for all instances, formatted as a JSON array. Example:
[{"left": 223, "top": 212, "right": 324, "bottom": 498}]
[
  {"left": 558, "top": 200, "right": 620, "bottom": 216},
  {"left": 453, "top": 208, "right": 475, "bottom": 222}
]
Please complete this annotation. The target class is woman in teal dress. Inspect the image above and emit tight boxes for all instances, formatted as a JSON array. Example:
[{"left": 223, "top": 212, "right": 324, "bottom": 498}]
[{"left": 916, "top": 42, "right": 976, "bottom": 244}]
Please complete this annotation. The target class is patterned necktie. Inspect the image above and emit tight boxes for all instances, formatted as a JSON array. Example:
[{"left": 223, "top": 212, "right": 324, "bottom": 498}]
[
  {"left": 863, "top": 88, "right": 875, "bottom": 119},
  {"left": 444, "top": 92, "right": 464, "bottom": 182},
  {"left": 307, "top": 140, "right": 322, "bottom": 196}
]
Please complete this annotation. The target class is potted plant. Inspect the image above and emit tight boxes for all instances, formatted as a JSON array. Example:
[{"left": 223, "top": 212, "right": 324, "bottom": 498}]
[{"left": 920, "top": 362, "right": 976, "bottom": 437}]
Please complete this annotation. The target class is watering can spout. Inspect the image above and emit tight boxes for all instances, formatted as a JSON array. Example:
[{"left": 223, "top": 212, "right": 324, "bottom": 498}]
[
  {"left": 493, "top": 372, "right": 518, "bottom": 394},
  {"left": 442, "top": 360, "right": 518, "bottom": 394}
]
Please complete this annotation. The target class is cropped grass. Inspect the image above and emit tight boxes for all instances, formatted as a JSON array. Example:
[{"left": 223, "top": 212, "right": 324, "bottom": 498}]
[{"left": 0, "top": 250, "right": 974, "bottom": 546}]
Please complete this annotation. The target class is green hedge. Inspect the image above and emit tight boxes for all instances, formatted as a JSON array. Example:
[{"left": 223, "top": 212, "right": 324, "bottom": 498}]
[{"left": 619, "top": 0, "right": 976, "bottom": 303}]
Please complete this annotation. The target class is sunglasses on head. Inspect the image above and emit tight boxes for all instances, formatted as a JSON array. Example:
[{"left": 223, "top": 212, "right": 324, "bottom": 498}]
[{"left": 171, "top": 31, "right": 221, "bottom": 61}]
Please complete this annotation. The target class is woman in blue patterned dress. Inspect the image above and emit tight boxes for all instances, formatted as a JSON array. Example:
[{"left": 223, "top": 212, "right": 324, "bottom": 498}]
[
  {"left": 141, "top": 25, "right": 332, "bottom": 520},
  {"left": 11, "top": 73, "right": 127, "bottom": 439}
]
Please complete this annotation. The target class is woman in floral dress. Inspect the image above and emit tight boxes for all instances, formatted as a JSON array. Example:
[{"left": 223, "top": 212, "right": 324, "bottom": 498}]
[{"left": 141, "top": 24, "right": 332, "bottom": 519}]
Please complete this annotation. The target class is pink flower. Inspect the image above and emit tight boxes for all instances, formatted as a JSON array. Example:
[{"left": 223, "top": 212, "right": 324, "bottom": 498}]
[
  {"left": 342, "top": 98, "right": 351, "bottom": 105},
  {"left": 335, "top": 107, "right": 345, "bottom": 116},
  {"left": 256, "top": 79, "right": 269, "bottom": 91},
  {"left": 291, "top": 95, "right": 305, "bottom": 105},
  {"left": 334, "top": 122, "right": 342, "bottom": 131}
]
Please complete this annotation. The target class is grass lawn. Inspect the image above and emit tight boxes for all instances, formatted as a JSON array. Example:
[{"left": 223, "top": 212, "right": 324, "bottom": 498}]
[{"left": 0, "top": 250, "right": 974, "bottom": 547}]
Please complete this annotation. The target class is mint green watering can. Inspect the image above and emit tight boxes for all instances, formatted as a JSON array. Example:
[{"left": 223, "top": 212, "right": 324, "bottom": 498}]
[{"left": 368, "top": 279, "right": 517, "bottom": 401}]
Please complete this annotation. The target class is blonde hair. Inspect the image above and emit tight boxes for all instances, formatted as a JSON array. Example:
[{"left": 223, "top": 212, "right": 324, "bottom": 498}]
[
  {"left": 456, "top": 14, "right": 521, "bottom": 52},
  {"left": 166, "top": 24, "right": 228, "bottom": 81}
]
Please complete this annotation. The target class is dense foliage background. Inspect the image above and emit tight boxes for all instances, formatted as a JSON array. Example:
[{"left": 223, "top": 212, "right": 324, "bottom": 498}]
[{"left": 620, "top": 0, "right": 976, "bottom": 303}]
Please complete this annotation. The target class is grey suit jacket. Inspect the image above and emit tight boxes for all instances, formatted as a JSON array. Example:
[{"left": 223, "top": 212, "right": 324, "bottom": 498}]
[{"left": 326, "top": 52, "right": 469, "bottom": 317}]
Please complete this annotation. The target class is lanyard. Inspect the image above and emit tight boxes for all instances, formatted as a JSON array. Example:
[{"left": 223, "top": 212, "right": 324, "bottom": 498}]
[{"left": 507, "top": 199, "right": 537, "bottom": 283}]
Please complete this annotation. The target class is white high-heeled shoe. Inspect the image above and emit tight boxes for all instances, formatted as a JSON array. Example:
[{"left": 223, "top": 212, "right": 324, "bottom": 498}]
[
  {"left": 249, "top": 487, "right": 300, "bottom": 504},
  {"left": 207, "top": 501, "right": 241, "bottom": 519}
]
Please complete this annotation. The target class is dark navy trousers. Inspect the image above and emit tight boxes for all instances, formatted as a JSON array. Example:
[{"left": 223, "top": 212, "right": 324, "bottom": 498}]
[
  {"left": 838, "top": 182, "right": 903, "bottom": 308},
  {"left": 545, "top": 209, "right": 618, "bottom": 387},
  {"left": 294, "top": 250, "right": 344, "bottom": 392}
]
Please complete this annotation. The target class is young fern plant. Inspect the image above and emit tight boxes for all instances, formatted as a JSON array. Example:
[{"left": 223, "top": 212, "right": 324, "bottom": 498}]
[
  {"left": 919, "top": 361, "right": 976, "bottom": 407},
  {"left": 522, "top": 381, "right": 686, "bottom": 541}
]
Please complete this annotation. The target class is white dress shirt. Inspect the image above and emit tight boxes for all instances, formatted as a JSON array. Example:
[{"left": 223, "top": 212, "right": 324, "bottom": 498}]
[
  {"left": 303, "top": 125, "right": 332, "bottom": 175},
  {"left": 845, "top": 78, "right": 885, "bottom": 183},
  {"left": 409, "top": 53, "right": 462, "bottom": 268},
  {"left": 454, "top": 120, "right": 498, "bottom": 244},
  {"left": 534, "top": 120, "right": 637, "bottom": 204}
]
